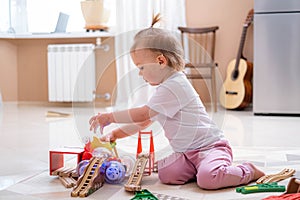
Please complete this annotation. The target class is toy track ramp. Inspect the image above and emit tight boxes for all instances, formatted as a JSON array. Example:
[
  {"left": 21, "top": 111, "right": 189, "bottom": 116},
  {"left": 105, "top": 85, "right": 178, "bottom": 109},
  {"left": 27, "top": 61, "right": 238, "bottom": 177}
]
[
  {"left": 124, "top": 154, "right": 149, "bottom": 192},
  {"left": 71, "top": 157, "right": 105, "bottom": 197}
]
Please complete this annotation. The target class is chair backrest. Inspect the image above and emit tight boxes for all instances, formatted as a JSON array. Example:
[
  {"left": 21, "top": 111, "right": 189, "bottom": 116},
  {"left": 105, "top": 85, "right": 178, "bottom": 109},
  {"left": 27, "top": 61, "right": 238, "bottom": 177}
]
[{"left": 178, "top": 26, "right": 219, "bottom": 67}]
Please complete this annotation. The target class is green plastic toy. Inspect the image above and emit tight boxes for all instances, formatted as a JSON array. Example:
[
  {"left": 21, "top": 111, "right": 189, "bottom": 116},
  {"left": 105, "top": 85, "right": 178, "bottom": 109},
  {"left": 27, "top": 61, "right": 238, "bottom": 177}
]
[
  {"left": 236, "top": 182, "right": 286, "bottom": 194},
  {"left": 130, "top": 189, "right": 158, "bottom": 200}
]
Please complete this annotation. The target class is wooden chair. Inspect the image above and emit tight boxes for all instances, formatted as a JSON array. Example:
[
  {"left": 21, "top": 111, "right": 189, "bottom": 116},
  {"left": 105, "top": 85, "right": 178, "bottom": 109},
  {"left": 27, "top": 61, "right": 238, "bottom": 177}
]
[{"left": 178, "top": 26, "right": 219, "bottom": 112}]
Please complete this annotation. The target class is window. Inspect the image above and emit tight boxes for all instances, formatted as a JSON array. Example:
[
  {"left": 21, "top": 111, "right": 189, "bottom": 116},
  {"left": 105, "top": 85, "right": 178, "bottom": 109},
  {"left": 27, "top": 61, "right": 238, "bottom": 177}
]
[
  {"left": 27, "top": 0, "right": 84, "bottom": 32},
  {"left": 0, "top": 0, "right": 10, "bottom": 32},
  {"left": 0, "top": 0, "right": 116, "bottom": 33}
]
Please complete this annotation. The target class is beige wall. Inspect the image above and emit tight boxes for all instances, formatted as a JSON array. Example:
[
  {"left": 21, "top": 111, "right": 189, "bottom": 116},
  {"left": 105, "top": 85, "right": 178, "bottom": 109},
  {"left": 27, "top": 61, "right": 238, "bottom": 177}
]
[
  {"left": 0, "top": 40, "right": 18, "bottom": 101},
  {"left": 0, "top": 1, "right": 254, "bottom": 103},
  {"left": 0, "top": 37, "right": 116, "bottom": 102},
  {"left": 186, "top": 0, "right": 254, "bottom": 102}
]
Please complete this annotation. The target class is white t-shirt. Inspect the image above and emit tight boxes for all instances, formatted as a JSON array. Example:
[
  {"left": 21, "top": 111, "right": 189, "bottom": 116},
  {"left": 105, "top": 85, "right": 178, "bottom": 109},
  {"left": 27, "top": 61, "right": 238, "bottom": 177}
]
[{"left": 147, "top": 72, "right": 224, "bottom": 152}]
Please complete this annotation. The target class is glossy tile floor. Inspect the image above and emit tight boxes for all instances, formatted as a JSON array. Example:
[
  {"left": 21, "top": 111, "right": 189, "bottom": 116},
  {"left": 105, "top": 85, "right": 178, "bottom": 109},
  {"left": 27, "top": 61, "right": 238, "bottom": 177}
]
[{"left": 0, "top": 102, "right": 300, "bottom": 200}]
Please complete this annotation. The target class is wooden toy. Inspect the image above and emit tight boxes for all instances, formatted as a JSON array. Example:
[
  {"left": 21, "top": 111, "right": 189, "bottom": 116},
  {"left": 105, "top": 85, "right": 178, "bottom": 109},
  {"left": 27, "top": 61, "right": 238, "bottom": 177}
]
[
  {"left": 52, "top": 166, "right": 78, "bottom": 188},
  {"left": 71, "top": 157, "right": 106, "bottom": 197},
  {"left": 286, "top": 178, "right": 300, "bottom": 194},
  {"left": 124, "top": 154, "right": 149, "bottom": 192},
  {"left": 124, "top": 130, "right": 156, "bottom": 192},
  {"left": 59, "top": 176, "right": 77, "bottom": 188},
  {"left": 46, "top": 111, "right": 71, "bottom": 117},
  {"left": 256, "top": 168, "right": 295, "bottom": 184}
]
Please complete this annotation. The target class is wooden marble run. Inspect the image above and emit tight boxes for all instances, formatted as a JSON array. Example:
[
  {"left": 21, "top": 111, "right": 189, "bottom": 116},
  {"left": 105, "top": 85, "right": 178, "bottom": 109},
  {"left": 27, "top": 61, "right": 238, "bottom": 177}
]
[
  {"left": 256, "top": 168, "right": 296, "bottom": 184},
  {"left": 52, "top": 166, "right": 78, "bottom": 188},
  {"left": 49, "top": 131, "right": 156, "bottom": 197},
  {"left": 136, "top": 131, "right": 155, "bottom": 176},
  {"left": 124, "top": 154, "right": 149, "bottom": 192},
  {"left": 124, "top": 130, "right": 156, "bottom": 192},
  {"left": 71, "top": 157, "right": 106, "bottom": 197}
]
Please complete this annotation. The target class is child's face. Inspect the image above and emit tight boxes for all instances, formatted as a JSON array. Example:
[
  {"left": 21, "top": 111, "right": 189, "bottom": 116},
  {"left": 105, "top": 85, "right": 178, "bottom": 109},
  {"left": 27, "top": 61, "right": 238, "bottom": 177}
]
[{"left": 131, "top": 49, "right": 166, "bottom": 86}]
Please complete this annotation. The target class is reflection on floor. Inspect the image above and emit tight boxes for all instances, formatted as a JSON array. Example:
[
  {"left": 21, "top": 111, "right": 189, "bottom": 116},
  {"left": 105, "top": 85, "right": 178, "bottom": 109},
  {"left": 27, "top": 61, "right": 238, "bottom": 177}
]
[{"left": 0, "top": 102, "right": 300, "bottom": 200}]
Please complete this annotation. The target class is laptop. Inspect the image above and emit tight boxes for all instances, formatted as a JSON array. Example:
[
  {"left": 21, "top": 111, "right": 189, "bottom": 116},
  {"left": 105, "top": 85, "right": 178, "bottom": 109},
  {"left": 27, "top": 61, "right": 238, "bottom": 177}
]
[
  {"left": 31, "top": 12, "right": 69, "bottom": 34},
  {"left": 54, "top": 12, "right": 69, "bottom": 33}
]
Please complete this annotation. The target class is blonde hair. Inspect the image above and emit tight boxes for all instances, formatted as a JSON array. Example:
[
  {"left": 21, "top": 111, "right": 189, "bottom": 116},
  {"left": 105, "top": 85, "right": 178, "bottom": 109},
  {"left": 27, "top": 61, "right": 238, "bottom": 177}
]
[{"left": 131, "top": 14, "right": 185, "bottom": 71}]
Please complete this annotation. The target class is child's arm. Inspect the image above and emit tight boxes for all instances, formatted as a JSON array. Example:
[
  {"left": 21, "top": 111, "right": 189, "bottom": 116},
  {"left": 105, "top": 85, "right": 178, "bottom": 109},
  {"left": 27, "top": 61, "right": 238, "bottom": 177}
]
[
  {"left": 89, "top": 105, "right": 157, "bottom": 133},
  {"left": 100, "top": 120, "right": 152, "bottom": 142},
  {"left": 113, "top": 105, "right": 158, "bottom": 123}
]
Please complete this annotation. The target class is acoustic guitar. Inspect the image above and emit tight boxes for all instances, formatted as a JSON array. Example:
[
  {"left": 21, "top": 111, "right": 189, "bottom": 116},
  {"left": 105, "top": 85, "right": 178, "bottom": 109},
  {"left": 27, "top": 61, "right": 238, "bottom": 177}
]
[{"left": 220, "top": 9, "right": 254, "bottom": 110}]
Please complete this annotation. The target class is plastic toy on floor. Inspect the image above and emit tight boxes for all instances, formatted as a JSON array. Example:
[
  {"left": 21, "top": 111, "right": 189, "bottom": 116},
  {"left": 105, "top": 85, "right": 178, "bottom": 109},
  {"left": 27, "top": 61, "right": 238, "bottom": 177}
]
[
  {"left": 236, "top": 182, "right": 286, "bottom": 194},
  {"left": 130, "top": 189, "right": 158, "bottom": 200},
  {"left": 103, "top": 160, "right": 126, "bottom": 184},
  {"left": 262, "top": 178, "right": 300, "bottom": 200},
  {"left": 71, "top": 139, "right": 134, "bottom": 197}
]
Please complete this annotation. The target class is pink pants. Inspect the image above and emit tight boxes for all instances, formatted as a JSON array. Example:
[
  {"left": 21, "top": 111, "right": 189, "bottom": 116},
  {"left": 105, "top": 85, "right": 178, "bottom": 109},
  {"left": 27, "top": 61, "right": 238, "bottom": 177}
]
[{"left": 158, "top": 140, "right": 254, "bottom": 189}]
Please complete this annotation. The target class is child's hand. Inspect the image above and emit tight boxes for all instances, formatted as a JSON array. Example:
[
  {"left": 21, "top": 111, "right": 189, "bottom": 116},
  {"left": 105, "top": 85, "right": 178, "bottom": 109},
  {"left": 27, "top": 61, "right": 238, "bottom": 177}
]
[
  {"left": 89, "top": 113, "right": 112, "bottom": 134},
  {"left": 99, "top": 133, "right": 116, "bottom": 142}
]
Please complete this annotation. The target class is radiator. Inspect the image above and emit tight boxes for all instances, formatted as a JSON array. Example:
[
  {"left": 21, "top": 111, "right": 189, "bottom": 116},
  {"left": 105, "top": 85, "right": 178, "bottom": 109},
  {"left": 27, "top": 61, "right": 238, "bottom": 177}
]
[{"left": 47, "top": 44, "right": 95, "bottom": 102}]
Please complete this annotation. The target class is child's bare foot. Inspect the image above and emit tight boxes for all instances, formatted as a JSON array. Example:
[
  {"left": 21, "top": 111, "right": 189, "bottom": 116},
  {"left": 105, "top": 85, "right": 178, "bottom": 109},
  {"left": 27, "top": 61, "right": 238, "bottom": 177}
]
[{"left": 245, "top": 163, "right": 265, "bottom": 181}]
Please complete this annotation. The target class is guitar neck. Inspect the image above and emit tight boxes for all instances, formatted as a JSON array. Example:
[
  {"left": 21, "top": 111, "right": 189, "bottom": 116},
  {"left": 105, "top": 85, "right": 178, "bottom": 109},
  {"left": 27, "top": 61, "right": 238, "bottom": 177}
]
[{"left": 234, "top": 25, "right": 248, "bottom": 71}]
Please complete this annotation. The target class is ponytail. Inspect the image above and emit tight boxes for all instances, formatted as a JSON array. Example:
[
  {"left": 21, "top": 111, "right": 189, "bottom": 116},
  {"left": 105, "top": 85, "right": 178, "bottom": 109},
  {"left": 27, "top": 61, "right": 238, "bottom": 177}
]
[{"left": 151, "top": 13, "right": 161, "bottom": 27}]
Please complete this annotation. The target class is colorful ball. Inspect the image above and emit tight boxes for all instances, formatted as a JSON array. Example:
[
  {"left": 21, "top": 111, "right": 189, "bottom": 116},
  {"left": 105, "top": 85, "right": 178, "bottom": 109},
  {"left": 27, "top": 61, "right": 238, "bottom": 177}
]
[
  {"left": 76, "top": 160, "right": 90, "bottom": 176},
  {"left": 104, "top": 161, "right": 126, "bottom": 184}
]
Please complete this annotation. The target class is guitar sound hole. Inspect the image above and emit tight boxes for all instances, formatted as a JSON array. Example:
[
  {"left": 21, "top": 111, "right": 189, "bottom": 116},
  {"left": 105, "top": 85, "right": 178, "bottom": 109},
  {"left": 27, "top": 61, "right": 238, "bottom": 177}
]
[
  {"left": 226, "top": 91, "right": 238, "bottom": 95},
  {"left": 231, "top": 70, "right": 239, "bottom": 80}
]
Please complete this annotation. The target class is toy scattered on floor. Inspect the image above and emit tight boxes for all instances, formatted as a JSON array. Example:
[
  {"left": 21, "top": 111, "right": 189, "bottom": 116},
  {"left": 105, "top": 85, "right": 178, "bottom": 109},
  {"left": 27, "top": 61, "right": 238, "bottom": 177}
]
[
  {"left": 131, "top": 189, "right": 158, "bottom": 200},
  {"left": 46, "top": 110, "right": 71, "bottom": 118},
  {"left": 71, "top": 156, "right": 106, "bottom": 197},
  {"left": 236, "top": 182, "right": 286, "bottom": 194},
  {"left": 125, "top": 131, "right": 157, "bottom": 192},
  {"left": 71, "top": 142, "right": 119, "bottom": 197},
  {"left": 49, "top": 147, "right": 84, "bottom": 175},
  {"left": 49, "top": 147, "right": 84, "bottom": 188},
  {"left": 130, "top": 189, "right": 191, "bottom": 200},
  {"left": 262, "top": 193, "right": 300, "bottom": 200},
  {"left": 262, "top": 178, "right": 300, "bottom": 199},
  {"left": 76, "top": 160, "right": 90, "bottom": 176},
  {"left": 52, "top": 166, "right": 78, "bottom": 188},
  {"left": 87, "top": 136, "right": 119, "bottom": 158},
  {"left": 50, "top": 130, "right": 156, "bottom": 197},
  {"left": 152, "top": 192, "right": 190, "bottom": 200},
  {"left": 104, "top": 160, "right": 126, "bottom": 184},
  {"left": 286, "top": 178, "right": 300, "bottom": 194},
  {"left": 257, "top": 168, "right": 296, "bottom": 184},
  {"left": 71, "top": 139, "right": 136, "bottom": 197},
  {"left": 136, "top": 131, "right": 155, "bottom": 175},
  {"left": 124, "top": 154, "right": 149, "bottom": 192}
]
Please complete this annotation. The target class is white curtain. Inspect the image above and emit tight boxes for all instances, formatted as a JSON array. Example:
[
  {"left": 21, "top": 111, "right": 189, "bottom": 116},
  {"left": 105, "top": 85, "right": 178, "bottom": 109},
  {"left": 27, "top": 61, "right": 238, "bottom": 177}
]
[
  {"left": 10, "top": 0, "right": 28, "bottom": 33},
  {"left": 114, "top": 0, "right": 186, "bottom": 110}
]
